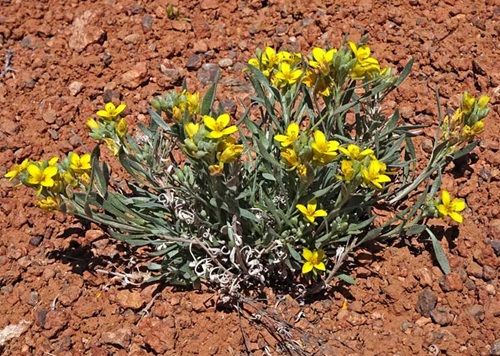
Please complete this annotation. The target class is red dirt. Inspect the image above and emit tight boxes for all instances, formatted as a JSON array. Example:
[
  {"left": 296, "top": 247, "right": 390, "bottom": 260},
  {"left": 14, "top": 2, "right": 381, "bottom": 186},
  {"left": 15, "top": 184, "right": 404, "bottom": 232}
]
[{"left": 0, "top": 0, "right": 499, "bottom": 355}]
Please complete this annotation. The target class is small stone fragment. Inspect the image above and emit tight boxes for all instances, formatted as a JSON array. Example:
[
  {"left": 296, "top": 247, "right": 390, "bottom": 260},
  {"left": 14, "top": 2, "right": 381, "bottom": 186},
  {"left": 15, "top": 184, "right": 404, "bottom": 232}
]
[
  {"left": 218, "top": 58, "right": 233, "bottom": 68},
  {"left": 42, "top": 110, "right": 57, "bottom": 124},
  {"left": 491, "top": 340, "right": 500, "bottom": 356},
  {"left": 123, "top": 34, "right": 140, "bottom": 45},
  {"left": 160, "top": 65, "right": 181, "bottom": 84},
  {"left": 483, "top": 265, "right": 497, "bottom": 280},
  {"left": 468, "top": 304, "right": 485, "bottom": 322},
  {"left": 68, "top": 81, "right": 83, "bottom": 96},
  {"left": 439, "top": 273, "right": 463, "bottom": 292},
  {"left": 59, "top": 286, "right": 82, "bottom": 307},
  {"left": 116, "top": 290, "right": 144, "bottom": 310},
  {"left": 43, "top": 310, "right": 69, "bottom": 338},
  {"left": 416, "top": 288, "right": 437, "bottom": 317},
  {"left": 26, "top": 291, "right": 39, "bottom": 306},
  {"left": 490, "top": 240, "right": 500, "bottom": 256},
  {"left": 466, "top": 261, "right": 483, "bottom": 278},
  {"left": 68, "top": 11, "right": 106, "bottom": 52},
  {"left": 141, "top": 15, "right": 153, "bottom": 31},
  {"left": 29, "top": 235, "right": 43, "bottom": 247},
  {"left": 197, "top": 63, "right": 219, "bottom": 85},
  {"left": 121, "top": 62, "right": 149, "bottom": 89},
  {"left": 186, "top": 54, "right": 204, "bottom": 71},
  {"left": 430, "top": 307, "right": 454, "bottom": 326},
  {"left": 101, "top": 328, "right": 132, "bottom": 349}
]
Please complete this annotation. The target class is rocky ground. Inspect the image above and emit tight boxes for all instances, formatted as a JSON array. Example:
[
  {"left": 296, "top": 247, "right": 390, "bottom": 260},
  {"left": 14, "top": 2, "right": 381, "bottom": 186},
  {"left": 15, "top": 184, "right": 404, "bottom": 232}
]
[{"left": 0, "top": 0, "right": 499, "bottom": 355}]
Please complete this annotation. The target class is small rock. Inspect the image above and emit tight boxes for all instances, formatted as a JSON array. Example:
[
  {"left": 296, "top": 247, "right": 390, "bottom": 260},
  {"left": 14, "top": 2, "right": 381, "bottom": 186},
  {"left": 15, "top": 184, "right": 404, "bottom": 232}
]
[
  {"left": 400, "top": 321, "right": 413, "bottom": 334},
  {"left": 123, "top": 34, "right": 140, "bottom": 45},
  {"left": 218, "top": 58, "right": 233, "bottom": 68},
  {"left": 466, "top": 261, "right": 483, "bottom": 278},
  {"left": 59, "top": 335, "right": 72, "bottom": 351},
  {"left": 416, "top": 288, "right": 437, "bottom": 317},
  {"left": 59, "top": 286, "right": 81, "bottom": 307},
  {"left": 491, "top": 340, "right": 500, "bottom": 356},
  {"left": 103, "top": 89, "right": 120, "bottom": 104},
  {"left": 421, "top": 139, "right": 433, "bottom": 154},
  {"left": 159, "top": 66, "right": 181, "bottom": 84},
  {"left": 483, "top": 265, "right": 497, "bottom": 280},
  {"left": 484, "top": 284, "right": 495, "bottom": 295},
  {"left": 101, "top": 328, "right": 132, "bottom": 349},
  {"left": 121, "top": 62, "right": 149, "bottom": 89},
  {"left": 68, "top": 11, "right": 106, "bottom": 52},
  {"left": 193, "top": 40, "right": 209, "bottom": 53},
  {"left": 0, "top": 118, "right": 19, "bottom": 135},
  {"left": 43, "top": 310, "right": 69, "bottom": 338},
  {"left": 468, "top": 304, "right": 485, "bottom": 322},
  {"left": 490, "top": 240, "right": 500, "bottom": 256},
  {"left": 26, "top": 291, "right": 39, "bottom": 306},
  {"left": 29, "top": 235, "right": 43, "bottom": 247},
  {"left": 200, "top": 0, "right": 219, "bottom": 10},
  {"left": 197, "top": 63, "right": 219, "bottom": 85},
  {"left": 186, "top": 54, "right": 204, "bottom": 71},
  {"left": 430, "top": 307, "right": 454, "bottom": 326},
  {"left": 141, "top": 15, "right": 153, "bottom": 32},
  {"left": 68, "top": 81, "right": 83, "bottom": 96},
  {"left": 36, "top": 310, "right": 49, "bottom": 327},
  {"left": 439, "top": 273, "right": 463, "bottom": 292},
  {"left": 414, "top": 316, "right": 432, "bottom": 327},
  {"left": 464, "top": 278, "right": 476, "bottom": 290},
  {"left": 116, "top": 290, "right": 144, "bottom": 310},
  {"left": 170, "top": 297, "right": 180, "bottom": 306},
  {"left": 42, "top": 110, "right": 57, "bottom": 124},
  {"left": 336, "top": 309, "right": 349, "bottom": 321}
]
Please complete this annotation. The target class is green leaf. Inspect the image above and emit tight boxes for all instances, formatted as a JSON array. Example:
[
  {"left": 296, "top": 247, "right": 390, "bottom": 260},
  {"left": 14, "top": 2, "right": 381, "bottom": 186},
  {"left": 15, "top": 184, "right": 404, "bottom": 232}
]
[
  {"left": 147, "top": 107, "right": 171, "bottom": 132},
  {"left": 426, "top": 228, "right": 451, "bottom": 275},
  {"left": 262, "top": 173, "right": 276, "bottom": 181},
  {"left": 201, "top": 70, "right": 221, "bottom": 116},
  {"left": 287, "top": 243, "right": 302, "bottom": 262},
  {"left": 337, "top": 274, "right": 356, "bottom": 285}
]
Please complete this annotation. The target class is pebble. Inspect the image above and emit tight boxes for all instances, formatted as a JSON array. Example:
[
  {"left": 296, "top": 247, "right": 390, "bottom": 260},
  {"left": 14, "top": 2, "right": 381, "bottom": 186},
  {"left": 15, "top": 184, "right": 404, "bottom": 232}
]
[
  {"left": 491, "top": 340, "right": 500, "bottom": 356},
  {"left": 490, "top": 240, "right": 500, "bottom": 256},
  {"left": 68, "top": 81, "right": 83, "bottom": 96},
  {"left": 439, "top": 272, "right": 463, "bottom": 292},
  {"left": 123, "top": 34, "right": 140, "bottom": 45},
  {"left": 192, "top": 40, "right": 208, "bottom": 53},
  {"left": 416, "top": 288, "right": 437, "bottom": 317},
  {"left": 197, "top": 63, "right": 219, "bottom": 85},
  {"left": 121, "top": 62, "right": 149, "bottom": 89},
  {"left": 0, "top": 118, "right": 19, "bottom": 135},
  {"left": 27, "top": 291, "right": 39, "bottom": 306},
  {"left": 68, "top": 11, "right": 106, "bottom": 52},
  {"left": 484, "top": 284, "right": 495, "bottom": 295},
  {"left": 160, "top": 65, "right": 181, "bottom": 84},
  {"left": 466, "top": 261, "right": 483, "bottom": 278},
  {"left": 116, "top": 290, "right": 144, "bottom": 310},
  {"left": 59, "top": 285, "right": 82, "bottom": 307},
  {"left": 141, "top": 15, "right": 153, "bottom": 31},
  {"left": 483, "top": 265, "right": 497, "bottom": 280},
  {"left": 186, "top": 54, "right": 204, "bottom": 71},
  {"left": 101, "top": 328, "right": 132, "bottom": 348},
  {"left": 43, "top": 310, "right": 69, "bottom": 338},
  {"left": 430, "top": 307, "right": 454, "bottom": 326},
  {"left": 468, "top": 304, "right": 485, "bottom": 322},
  {"left": 218, "top": 58, "right": 233, "bottom": 68}
]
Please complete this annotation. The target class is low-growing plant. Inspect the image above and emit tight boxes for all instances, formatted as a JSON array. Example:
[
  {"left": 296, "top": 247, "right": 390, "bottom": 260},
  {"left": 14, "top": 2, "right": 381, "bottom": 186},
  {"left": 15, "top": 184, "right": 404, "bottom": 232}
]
[{"left": 5, "top": 36, "right": 490, "bottom": 300}]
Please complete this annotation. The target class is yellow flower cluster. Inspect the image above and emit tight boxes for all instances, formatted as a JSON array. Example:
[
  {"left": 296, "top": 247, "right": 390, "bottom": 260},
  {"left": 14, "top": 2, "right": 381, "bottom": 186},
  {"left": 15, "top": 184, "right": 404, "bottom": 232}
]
[
  {"left": 182, "top": 112, "right": 243, "bottom": 176},
  {"left": 4, "top": 152, "right": 91, "bottom": 211},
  {"left": 87, "top": 102, "right": 128, "bottom": 156},
  {"left": 248, "top": 42, "right": 386, "bottom": 96},
  {"left": 442, "top": 92, "right": 489, "bottom": 143}
]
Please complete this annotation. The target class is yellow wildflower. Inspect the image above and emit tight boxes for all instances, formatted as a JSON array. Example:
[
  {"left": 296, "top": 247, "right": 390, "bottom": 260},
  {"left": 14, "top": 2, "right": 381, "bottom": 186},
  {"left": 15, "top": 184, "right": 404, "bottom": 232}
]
[
  {"left": 436, "top": 190, "right": 466, "bottom": 223},
  {"left": 311, "top": 130, "right": 339, "bottom": 165},
  {"left": 69, "top": 152, "right": 91, "bottom": 173},
  {"left": 104, "top": 138, "right": 120, "bottom": 156},
  {"left": 296, "top": 199, "right": 327, "bottom": 224},
  {"left": 203, "top": 113, "right": 238, "bottom": 139},
  {"left": 36, "top": 195, "right": 61, "bottom": 211},
  {"left": 361, "top": 159, "right": 391, "bottom": 189},
  {"left": 96, "top": 102, "right": 126, "bottom": 120},
  {"left": 301, "top": 248, "right": 326, "bottom": 275},
  {"left": 477, "top": 95, "right": 489, "bottom": 109},
  {"left": 62, "top": 171, "right": 78, "bottom": 187},
  {"left": 86, "top": 118, "right": 100, "bottom": 130},
  {"left": 219, "top": 143, "right": 244, "bottom": 164},
  {"left": 348, "top": 42, "right": 381, "bottom": 79},
  {"left": 308, "top": 47, "right": 336, "bottom": 75},
  {"left": 336, "top": 160, "right": 356, "bottom": 182},
  {"left": 460, "top": 120, "right": 484, "bottom": 142},
  {"left": 280, "top": 148, "right": 299, "bottom": 167},
  {"left": 185, "top": 92, "right": 200, "bottom": 115},
  {"left": 274, "top": 122, "right": 300, "bottom": 147},
  {"left": 27, "top": 164, "right": 58, "bottom": 194},
  {"left": 277, "top": 51, "right": 302, "bottom": 66},
  {"left": 116, "top": 118, "right": 128, "bottom": 138},
  {"left": 274, "top": 62, "right": 302, "bottom": 87},
  {"left": 185, "top": 122, "right": 200, "bottom": 139},
  {"left": 4, "top": 158, "right": 29, "bottom": 181},
  {"left": 339, "top": 144, "right": 374, "bottom": 161},
  {"left": 209, "top": 164, "right": 223, "bottom": 176},
  {"left": 461, "top": 92, "right": 476, "bottom": 113}
]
